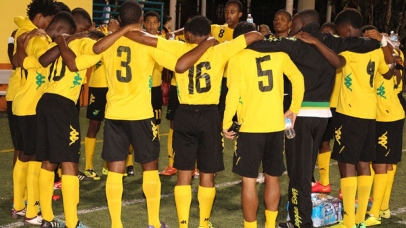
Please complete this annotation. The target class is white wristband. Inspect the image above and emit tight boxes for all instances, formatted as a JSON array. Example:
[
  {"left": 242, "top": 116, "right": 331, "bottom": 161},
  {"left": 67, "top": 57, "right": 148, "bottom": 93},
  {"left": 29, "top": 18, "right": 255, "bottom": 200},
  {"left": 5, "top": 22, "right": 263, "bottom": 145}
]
[
  {"left": 8, "top": 37, "right": 14, "bottom": 44},
  {"left": 380, "top": 36, "right": 387, "bottom": 47}
]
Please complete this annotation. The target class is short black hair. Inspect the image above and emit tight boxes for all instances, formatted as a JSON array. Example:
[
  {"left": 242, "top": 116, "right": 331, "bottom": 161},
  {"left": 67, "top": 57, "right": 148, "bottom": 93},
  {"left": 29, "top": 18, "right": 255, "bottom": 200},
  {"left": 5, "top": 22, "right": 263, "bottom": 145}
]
[
  {"left": 187, "top": 15, "right": 210, "bottom": 37},
  {"left": 275, "top": 9, "right": 292, "bottom": 21},
  {"left": 334, "top": 8, "right": 363, "bottom": 29},
  {"left": 184, "top": 20, "right": 190, "bottom": 33},
  {"left": 54, "top": 1, "right": 71, "bottom": 14},
  {"left": 144, "top": 11, "right": 160, "bottom": 22},
  {"left": 320, "top": 22, "right": 337, "bottom": 33},
  {"left": 233, "top": 21, "right": 255, "bottom": 38},
  {"left": 163, "top": 15, "right": 172, "bottom": 24},
  {"left": 72, "top": 8, "right": 92, "bottom": 25},
  {"left": 119, "top": 0, "right": 142, "bottom": 26},
  {"left": 49, "top": 11, "right": 76, "bottom": 32},
  {"left": 361, "top": 25, "right": 378, "bottom": 33},
  {"left": 88, "top": 30, "right": 106, "bottom": 40},
  {"left": 295, "top": 9, "right": 319, "bottom": 25},
  {"left": 27, "top": 0, "right": 56, "bottom": 20},
  {"left": 226, "top": 0, "right": 243, "bottom": 12}
]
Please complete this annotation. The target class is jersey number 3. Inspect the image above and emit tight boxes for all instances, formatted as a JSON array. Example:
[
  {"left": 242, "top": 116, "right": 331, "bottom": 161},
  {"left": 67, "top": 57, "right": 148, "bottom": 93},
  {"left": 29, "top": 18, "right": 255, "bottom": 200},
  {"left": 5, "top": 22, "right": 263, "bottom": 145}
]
[
  {"left": 116, "top": 46, "right": 132, "bottom": 82},
  {"left": 256, "top": 55, "right": 273, "bottom": 92},
  {"left": 188, "top": 61, "right": 211, "bottom": 94}
]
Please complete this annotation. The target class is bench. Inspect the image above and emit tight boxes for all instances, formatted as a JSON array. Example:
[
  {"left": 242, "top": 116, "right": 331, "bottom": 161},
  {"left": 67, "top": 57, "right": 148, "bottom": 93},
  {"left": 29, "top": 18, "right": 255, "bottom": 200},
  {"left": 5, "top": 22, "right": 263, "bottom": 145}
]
[{"left": 0, "top": 70, "right": 12, "bottom": 96}]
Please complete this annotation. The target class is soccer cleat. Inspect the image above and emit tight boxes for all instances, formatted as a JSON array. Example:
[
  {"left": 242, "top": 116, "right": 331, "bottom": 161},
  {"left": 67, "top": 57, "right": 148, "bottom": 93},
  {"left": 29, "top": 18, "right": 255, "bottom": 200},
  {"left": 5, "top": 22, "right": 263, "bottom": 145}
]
[
  {"left": 193, "top": 169, "right": 200, "bottom": 178},
  {"left": 126, "top": 166, "right": 134, "bottom": 176},
  {"left": 311, "top": 181, "right": 331, "bottom": 193},
  {"left": 357, "top": 222, "right": 366, "bottom": 228},
  {"left": 83, "top": 169, "right": 101, "bottom": 180},
  {"left": 11, "top": 207, "right": 26, "bottom": 218},
  {"left": 161, "top": 166, "right": 177, "bottom": 176},
  {"left": 364, "top": 214, "right": 381, "bottom": 226},
  {"left": 278, "top": 221, "right": 295, "bottom": 228},
  {"left": 146, "top": 222, "right": 169, "bottom": 228},
  {"left": 198, "top": 221, "right": 214, "bottom": 228},
  {"left": 52, "top": 194, "right": 61, "bottom": 201},
  {"left": 65, "top": 220, "right": 87, "bottom": 228},
  {"left": 380, "top": 209, "right": 390, "bottom": 219},
  {"left": 54, "top": 180, "right": 62, "bottom": 190},
  {"left": 330, "top": 221, "right": 356, "bottom": 228},
  {"left": 338, "top": 188, "right": 343, "bottom": 200},
  {"left": 41, "top": 219, "right": 63, "bottom": 228},
  {"left": 77, "top": 171, "right": 93, "bottom": 181},
  {"left": 24, "top": 213, "right": 43, "bottom": 225},
  {"left": 102, "top": 167, "right": 108, "bottom": 176}
]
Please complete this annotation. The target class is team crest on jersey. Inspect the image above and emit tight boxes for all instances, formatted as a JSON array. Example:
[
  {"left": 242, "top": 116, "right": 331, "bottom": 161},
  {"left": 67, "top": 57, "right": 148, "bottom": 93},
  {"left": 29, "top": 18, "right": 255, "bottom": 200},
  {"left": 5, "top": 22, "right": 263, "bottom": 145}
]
[
  {"left": 36, "top": 71, "right": 46, "bottom": 89},
  {"left": 344, "top": 73, "right": 352, "bottom": 91},
  {"left": 151, "top": 121, "right": 158, "bottom": 140},
  {"left": 335, "top": 126, "right": 342, "bottom": 145},
  {"left": 70, "top": 72, "right": 82, "bottom": 89},
  {"left": 95, "top": 61, "right": 102, "bottom": 70},
  {"left": 69, "top": 125, "right": 79, "bottom": 146},
  {"left": 378, "top": 131, "right": 388, "bottom": 149},
  {"left": 89, "top": 94, "right": 95, "bottom": 105},
  {"left": 377, "top": 82, "right": 386, "bottom": 98}
]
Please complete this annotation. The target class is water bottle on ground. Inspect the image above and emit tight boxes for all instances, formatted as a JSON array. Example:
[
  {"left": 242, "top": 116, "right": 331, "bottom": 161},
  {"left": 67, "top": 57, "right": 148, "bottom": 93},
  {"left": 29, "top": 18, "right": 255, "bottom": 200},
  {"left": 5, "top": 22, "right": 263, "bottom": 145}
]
[
  {"left": 247, "top": 14, "right": 254, "bottom": 24},
  {"left": 285, "top": 117, "right": 295, "bottom": 139}
]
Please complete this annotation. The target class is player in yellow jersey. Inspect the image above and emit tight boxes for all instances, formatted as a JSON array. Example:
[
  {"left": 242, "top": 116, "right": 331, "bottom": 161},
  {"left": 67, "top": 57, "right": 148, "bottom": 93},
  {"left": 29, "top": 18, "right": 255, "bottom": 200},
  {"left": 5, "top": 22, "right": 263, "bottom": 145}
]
[
  {"left": 9, "top": 0, "right": 68, "bottom": 223},
  {"left": 331, "top": 9, "right": 394, "bottom": 228},
  {"left": 359, "top": 25, "right": 406, "bottom": 226},
  {"left": 222, "top": 22, "right": 305, "bottom": 228}
]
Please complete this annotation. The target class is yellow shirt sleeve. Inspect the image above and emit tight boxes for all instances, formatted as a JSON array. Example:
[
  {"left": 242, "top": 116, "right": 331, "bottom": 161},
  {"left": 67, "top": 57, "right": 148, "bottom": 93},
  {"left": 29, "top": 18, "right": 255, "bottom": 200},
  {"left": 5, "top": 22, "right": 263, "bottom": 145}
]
[{"left": 223, "top": 55, "right": 241, "bottom": 130}]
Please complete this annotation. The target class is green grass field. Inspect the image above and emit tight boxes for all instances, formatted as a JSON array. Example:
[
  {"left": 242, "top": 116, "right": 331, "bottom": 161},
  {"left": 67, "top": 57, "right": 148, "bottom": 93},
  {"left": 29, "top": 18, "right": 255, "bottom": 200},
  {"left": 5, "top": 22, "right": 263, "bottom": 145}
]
[{"left": 1, "top": 106, "right": 406, "bottom": 228}]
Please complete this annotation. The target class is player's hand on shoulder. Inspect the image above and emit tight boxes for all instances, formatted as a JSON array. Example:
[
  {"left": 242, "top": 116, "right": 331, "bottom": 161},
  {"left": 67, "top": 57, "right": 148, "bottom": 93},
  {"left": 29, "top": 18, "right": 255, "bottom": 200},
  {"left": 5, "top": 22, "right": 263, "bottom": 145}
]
[
  {"left": 108, "top": 19, "right": 121, "bottom": 33},
  {"left": 222, "top": 129, "right": 235, "bottom": 140},
  {"left": 294, "top": 31, "right": 318, "bottom": 45},
  {"left": 205, "top": 36, "right": 219, "bottom": 46},
  {"left": 363, "top": 29, "right": 383, "bottom": 42}
]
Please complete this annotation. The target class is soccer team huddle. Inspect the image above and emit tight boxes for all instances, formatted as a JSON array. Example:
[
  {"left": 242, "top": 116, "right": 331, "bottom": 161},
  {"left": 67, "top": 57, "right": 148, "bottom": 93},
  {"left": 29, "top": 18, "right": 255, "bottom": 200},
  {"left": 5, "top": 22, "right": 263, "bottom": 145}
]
[{"left": 6, "top": 0, "right": 405, "bottom": 228}]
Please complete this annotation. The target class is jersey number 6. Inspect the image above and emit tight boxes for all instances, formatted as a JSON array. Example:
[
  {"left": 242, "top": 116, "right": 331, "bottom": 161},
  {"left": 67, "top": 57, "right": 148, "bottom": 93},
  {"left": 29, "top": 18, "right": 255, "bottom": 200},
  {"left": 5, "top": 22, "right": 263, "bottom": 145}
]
[{"left": 188, "top": 61, "right": 212, "bottom": 94}]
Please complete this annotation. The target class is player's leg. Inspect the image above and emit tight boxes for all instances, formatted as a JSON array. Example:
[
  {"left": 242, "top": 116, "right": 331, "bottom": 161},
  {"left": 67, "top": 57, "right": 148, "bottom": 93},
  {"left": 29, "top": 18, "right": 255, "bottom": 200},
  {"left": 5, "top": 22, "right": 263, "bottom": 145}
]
[{"left": 162, "top": 84, "right": 178, "bottom": 176}]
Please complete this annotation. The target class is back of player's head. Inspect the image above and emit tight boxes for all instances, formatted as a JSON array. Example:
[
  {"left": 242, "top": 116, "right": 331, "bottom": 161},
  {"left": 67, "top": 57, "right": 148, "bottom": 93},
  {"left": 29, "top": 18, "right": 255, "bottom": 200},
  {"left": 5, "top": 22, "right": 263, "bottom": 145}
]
[
  {"left": 119, "top": 0, "right": 143, "bottom": 26},
  {"left": 275, "top": 9, "right": 292, "bottom": 21},
  {"left": 361, "top": 25, "right": 378, "bottom": 33},
  {"left": 88, "top": 30, "right": 106, "bottom": 40},
  {"left": 54, "top": 1, "right": 71, "bottom": 14},
  {"left": 163, "top": 15, "right": 172, "bottom": 24},
  {"left": 187, "top": 16, "right": 210, "bottom": 37},
  {"left": 334, "top": 8, "right": 363, "bottom": 29},
  {"left": 320, "top": 22, "right": 337, "bottom": 34},
  {"left": 49, "top": 11, "right": 76, "bottom": 32},
  {"left": 72, "top": 8, "right": 92, "bottom": 25},
  {"left": 144, "top": 11, "right": 160, "bottom": 22},
  {"left": 184, "top": 21, "right": 191, "bottom": 33},
  {"left": 226, "top": 0, "right": 243, "bottom": 12},
  {"left": 233, "top": 21, "right": 255, "bottom": 38},
  {"left": 27, "top": 0, "right": 56, "bottom": 20},
  {"left": 295, "top": 9, "right": 319, "bottom": 25}
]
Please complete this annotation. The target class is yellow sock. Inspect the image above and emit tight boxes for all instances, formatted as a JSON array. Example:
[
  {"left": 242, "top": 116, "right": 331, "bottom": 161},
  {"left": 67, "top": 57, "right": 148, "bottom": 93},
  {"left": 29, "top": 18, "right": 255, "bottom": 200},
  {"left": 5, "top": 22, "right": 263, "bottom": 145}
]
[
  {"left": 381, "top": 165, "right": 396, "bottom": 210},
  {"left": 198, "top": 185, "right": 216, "bottom": 228},
  {"left": 167, "top": 128, "right": 174, "bottom": 167},
  {"left": 126, "top": 146, "right": 134, "bottom": 167},
  {"left": 62, "top": 175, "right": 79, "bottom": 228},
  {"left": 174, "top": 185, "right": 192, "bottom": 228},
  {"left": 341, "top": 177, "right": 357, "bottom": 228},
  {"left": 85, "top": 137, "right": 96, "bottom": 170},
  {"left": 143, "top": 170, "right": 161, "bottom": 228},
  {"left": 265, "top": 210, "right": 278, "bottom": 228},
  {"left": 39, "top": 169, "right": 55, "bottom": 221},
  {"left": 318, "top": 151, "right": 331, "bottom": 186},
  {"left": 355, "top": 175, "right": 373, "bottom": 224},
  {"left": 13, "top": 158, "right": 28, "bottom": 211},
  {"left": 244, "top": 220, "right": 257, "bottom": 228},
  {"left": 26, "top": 161, "right": 41, "bottom": 218},
  {"left": 369, "top": 174, "right": 388, "bottom": 217},
  {"left": 106, "top": 171, "right": 123, "bottom": 228}
]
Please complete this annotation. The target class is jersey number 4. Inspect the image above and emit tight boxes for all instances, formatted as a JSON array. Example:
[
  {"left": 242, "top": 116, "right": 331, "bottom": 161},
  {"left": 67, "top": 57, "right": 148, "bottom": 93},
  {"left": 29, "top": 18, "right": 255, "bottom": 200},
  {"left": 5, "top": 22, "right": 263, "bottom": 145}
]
[
  {"left": 256, "top": 55, "right": 273, "bottom": 92},
  {"left": 188, "top": 61, "right": 211, "bottom": 94}
]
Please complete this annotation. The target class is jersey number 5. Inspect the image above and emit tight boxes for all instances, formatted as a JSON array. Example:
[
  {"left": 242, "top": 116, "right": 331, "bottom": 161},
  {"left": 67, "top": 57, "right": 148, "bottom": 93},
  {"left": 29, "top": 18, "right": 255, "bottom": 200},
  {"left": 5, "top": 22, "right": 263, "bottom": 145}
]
[
  {"left": 188, "top": 61, "right": 211, "bottom": 94},
  {"left": 116, "top": 46, "right": 132, "bottom": 83},
  {"left": 256, "top": 55, "right": 273, "bottom": 92}
]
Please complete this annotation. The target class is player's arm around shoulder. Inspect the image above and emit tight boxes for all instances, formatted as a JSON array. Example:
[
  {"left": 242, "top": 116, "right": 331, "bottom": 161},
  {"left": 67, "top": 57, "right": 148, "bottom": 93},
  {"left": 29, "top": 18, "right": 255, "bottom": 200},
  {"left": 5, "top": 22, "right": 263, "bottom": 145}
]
[{"left": 283, "top": 53, "right": 304, "bottom": 115}]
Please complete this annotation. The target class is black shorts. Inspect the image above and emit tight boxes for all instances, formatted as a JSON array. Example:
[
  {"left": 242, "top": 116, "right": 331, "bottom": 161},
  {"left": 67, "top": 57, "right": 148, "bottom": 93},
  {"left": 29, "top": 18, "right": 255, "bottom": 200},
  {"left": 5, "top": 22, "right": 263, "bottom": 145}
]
[
  {"left": 36, "top": 94, "right": 81, "bottom": 163},
  {"left": 165, "top": 85, "right": 179, "bottom": 121},
  {"left": 233, "top": 132, "right": 285, "bottom": 178},
  {"left": 102, "top": 118, "right": 160, "bottom": 164},
  {"left": 14, "top": 115, "right": 37, "bottom": 155},
  {"left": 151, "top": 86, "right": 162, "bottom": 125},
  {"left": 7, "top": 101, "right": 18, "bottom": 149},
  {"left": 374, "top": 119, "right": 404, "bottom": 164},
  {"left": 331, "top": 113, "right": 376, "bottom": 164},
  {"left": 322, "top": 108, "right": 337, "bottom": 142},
  {"left": 86, "top": 87, "right": 107, "bottom": 121},
  {"left": 173, "top": 105, "right": 224, "bottom": 173}
]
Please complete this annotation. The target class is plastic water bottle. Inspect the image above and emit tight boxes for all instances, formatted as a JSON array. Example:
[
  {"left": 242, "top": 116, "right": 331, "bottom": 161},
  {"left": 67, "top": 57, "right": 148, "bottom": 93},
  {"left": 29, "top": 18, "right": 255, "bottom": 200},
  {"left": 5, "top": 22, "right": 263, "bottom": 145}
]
[
  {"left": 247, "top": 14, "right": 254, "bottom": 24},
  {"left": 389, "top": 31, "right": 400, "bottom": 49},
  {"left": 285, "top": 118, "right": 295, "bottom": 139}
]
